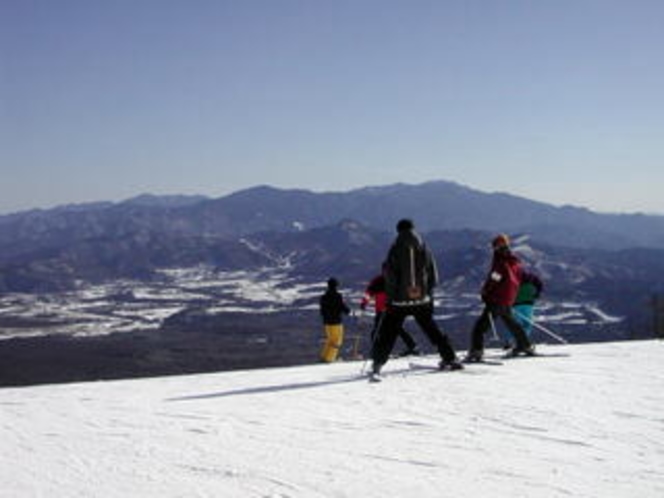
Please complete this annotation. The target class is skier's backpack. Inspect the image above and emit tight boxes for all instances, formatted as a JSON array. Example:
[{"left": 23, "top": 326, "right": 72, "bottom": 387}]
[
  {"left": 406, "top": 246, "right": 425, "bottom": 300},
  {"left": 399, "top": 236, "right": 430, "bottom": 302}
]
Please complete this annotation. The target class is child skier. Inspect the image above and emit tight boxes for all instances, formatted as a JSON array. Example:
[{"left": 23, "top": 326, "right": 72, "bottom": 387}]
[
  {"left": 319, "top": 277, "right": 351, "bottom": 362},
  {"left": 360, "top": 268, "right": 420, "bottom": 357}
]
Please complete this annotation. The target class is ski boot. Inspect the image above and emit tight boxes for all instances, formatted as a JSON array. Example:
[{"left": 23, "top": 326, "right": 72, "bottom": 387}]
[
  {"left": 439, "top": 358, "right": 464, "bottom": 371},
  {"left": 463, "top": 350, "right": 484, "bottom": 363},
  {"left": 368, "top": 363, "right": 383, "bottom": 383},
  {"left": 507, "top": 345, "right": 537, "bottom": 357}
]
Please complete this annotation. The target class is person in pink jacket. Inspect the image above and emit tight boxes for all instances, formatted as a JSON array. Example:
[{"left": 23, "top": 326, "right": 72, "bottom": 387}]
[{"left": 465, "top": 234, "right": 535, "bottom": 362}]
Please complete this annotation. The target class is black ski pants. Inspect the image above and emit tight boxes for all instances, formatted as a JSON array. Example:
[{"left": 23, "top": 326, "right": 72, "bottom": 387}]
[
  {"left": 371, "top": 303, "right": 456, "bottom": 368},
  {"left": 371, "top": 312, "right": 417, "bottom": 351},
  {"left": 470, "top": 304, "right": 532, "bottom": 352}
]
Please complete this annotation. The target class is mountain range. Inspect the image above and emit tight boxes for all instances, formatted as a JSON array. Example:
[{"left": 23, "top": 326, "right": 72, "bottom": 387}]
[
  {"left": 1, "top": 180, "right": 663, "bottom": 385},
  {"left": 3, "top": 180, "right": 664, "bottom": 253},
  {"left": 1, "top": 180, "right": 664, "bottom": 297}
]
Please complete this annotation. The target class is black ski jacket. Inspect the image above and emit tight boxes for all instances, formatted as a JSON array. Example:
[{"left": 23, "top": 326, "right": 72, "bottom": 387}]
[
  {"left": 384, "top": 229, "right": 439, "bottom": 306},
  {"left": 320, "top": 290, "right": 350, "bottom": 325}
]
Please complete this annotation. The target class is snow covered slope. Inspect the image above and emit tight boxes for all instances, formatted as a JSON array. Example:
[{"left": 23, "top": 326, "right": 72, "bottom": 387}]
[{"left": 2, "top": 341, "right": 663, "bottom": 497}]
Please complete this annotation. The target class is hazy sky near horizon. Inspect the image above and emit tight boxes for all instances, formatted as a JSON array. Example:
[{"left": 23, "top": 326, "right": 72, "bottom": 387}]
[{"left": 2, "top": 0, "right": 663, "bottom": 215}]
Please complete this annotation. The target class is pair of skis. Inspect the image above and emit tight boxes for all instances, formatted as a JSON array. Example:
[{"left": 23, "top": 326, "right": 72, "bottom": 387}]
[
  {"left": 368, "top": 358, "right": 496, "bottom": 382},
  {"left": 367, "top": 350, "right": 570, "bottom": 382}
]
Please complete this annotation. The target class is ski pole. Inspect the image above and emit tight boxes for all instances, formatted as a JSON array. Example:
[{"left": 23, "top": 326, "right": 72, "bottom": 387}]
[
  {"left": 487, "top": 311, "right": 500, "bottom": 342},
  {"left": 513, "top": 310, "right": 568, "bottom": 345},
  {"left": 351, "top": 310, "right": 368, "bottom": 361},
  {"left": 359, "top": 310, "right": 371, "bottom": 374},
  {"left": 361, "top": 310, "right": 385, "bottom": 375}
]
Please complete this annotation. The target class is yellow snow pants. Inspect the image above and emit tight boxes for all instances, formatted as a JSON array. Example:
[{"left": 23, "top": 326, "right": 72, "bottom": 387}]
[{"left": 320, "top": 324, "right": 344, "bottom": 363}]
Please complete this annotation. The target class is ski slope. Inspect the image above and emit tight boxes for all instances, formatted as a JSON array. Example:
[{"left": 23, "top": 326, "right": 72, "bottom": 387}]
[{"left": 2, "top": 341, "right": 663, "bottom": 497}]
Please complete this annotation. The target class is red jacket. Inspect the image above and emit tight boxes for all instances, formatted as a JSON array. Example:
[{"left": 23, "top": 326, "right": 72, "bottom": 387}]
[
  {"left": 360, "top": 275, "right": 388, "bottom": 313},
  {"left": 481, "top": 249, "right": 523, "bottom": 306}
]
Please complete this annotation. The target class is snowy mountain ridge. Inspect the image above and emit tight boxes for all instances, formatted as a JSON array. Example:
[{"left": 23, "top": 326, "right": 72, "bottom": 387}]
[
  {"left": 2, "top": 340, "right": 663, "bottom": 497},
  {"left": 2, "top": 180, "right": 664, "bottom": 253},
  {"left": 1, "top": 185, "right": 663, "bottom": 385}
]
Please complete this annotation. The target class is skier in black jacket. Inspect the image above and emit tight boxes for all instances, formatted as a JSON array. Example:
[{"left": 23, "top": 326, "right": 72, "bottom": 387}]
[
  {"left": 369, "top": 219, "right": 462, "bottom": 380},
  {"left": 319, "top": 277, "right": 351, "bottom": 362}
]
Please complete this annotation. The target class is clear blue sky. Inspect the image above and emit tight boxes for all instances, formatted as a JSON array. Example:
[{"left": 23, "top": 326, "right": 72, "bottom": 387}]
[{"left": 2, "top": 0, "right": 663, "bottom": 214}]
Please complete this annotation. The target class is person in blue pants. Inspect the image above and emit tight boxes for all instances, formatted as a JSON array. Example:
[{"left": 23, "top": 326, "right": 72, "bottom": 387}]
[{"left": 500, "top": 270, "right": 543, "bottom": 348}]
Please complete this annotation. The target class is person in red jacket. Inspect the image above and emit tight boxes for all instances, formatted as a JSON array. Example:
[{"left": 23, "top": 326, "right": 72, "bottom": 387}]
[
  {"left": 360, "top": 268, "right": 419, "bottom": 356},
  {"left": 465, "top": 234, "right": 535, "bottom": 362}
]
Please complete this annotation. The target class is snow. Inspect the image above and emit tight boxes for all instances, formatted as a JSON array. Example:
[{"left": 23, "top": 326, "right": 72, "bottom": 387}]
[
  {"left": 587, "top": 306, "right": 624, "bottom": 324},
  {"left": 0, "top": 263, "right": 624, "bottom": 341},
  {"left": 2, "top": 340, "right": 663, "bottom": 497}
]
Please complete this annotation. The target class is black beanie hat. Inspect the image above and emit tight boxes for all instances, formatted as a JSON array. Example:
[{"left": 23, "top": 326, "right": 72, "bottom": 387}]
[{"left": 396, "top": 218, "right": 414, "bottom": 233}]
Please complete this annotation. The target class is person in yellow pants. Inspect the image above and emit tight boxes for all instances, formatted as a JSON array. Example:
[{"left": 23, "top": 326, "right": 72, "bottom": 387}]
[{"left": 319, "top": 278, "right": 350, "bottom": 362}]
